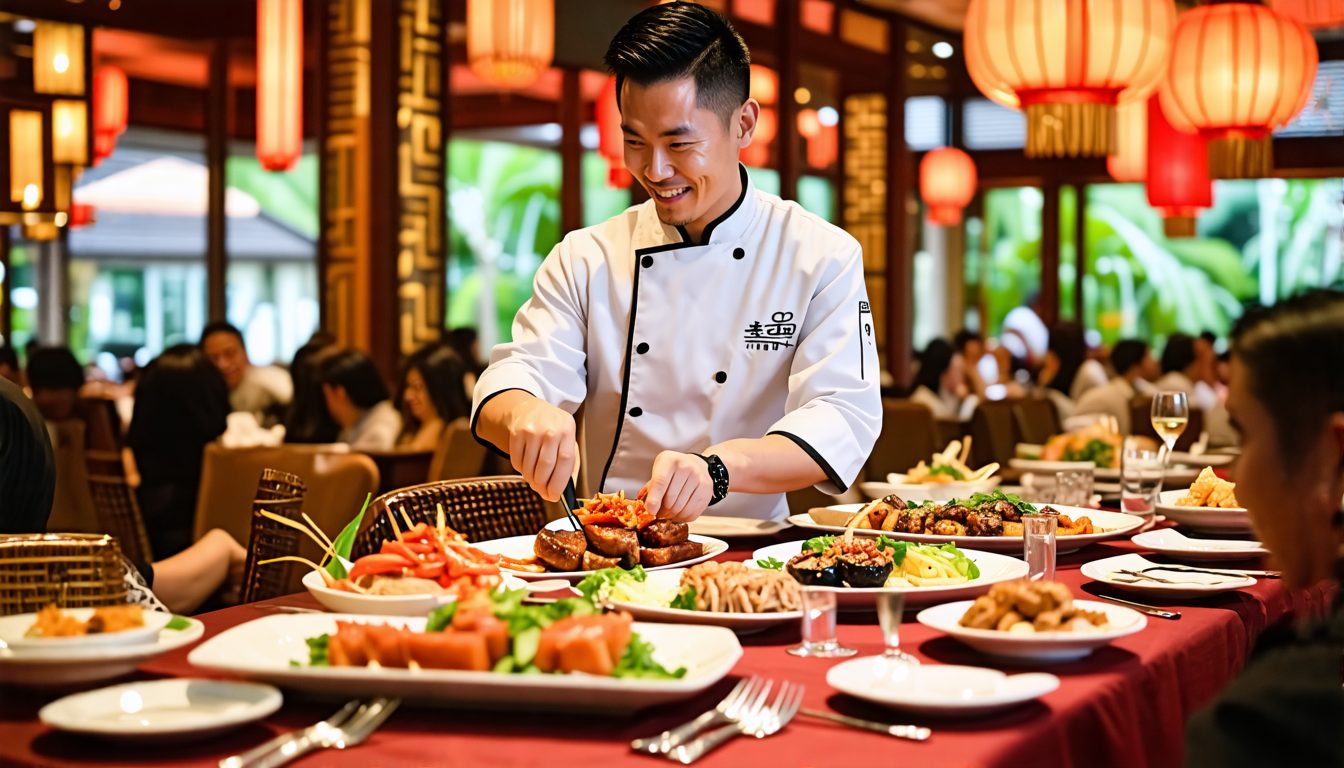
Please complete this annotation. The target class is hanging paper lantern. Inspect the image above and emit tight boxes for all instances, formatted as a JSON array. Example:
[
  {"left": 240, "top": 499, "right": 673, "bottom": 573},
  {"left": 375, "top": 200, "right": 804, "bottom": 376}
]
[
  {"left": 920, "top": 147, "right": 977, "bottom": 226},
  {"left": 1146, "top": 94, "right": 1211, "bottom": 238},
  {"left": 1108, "top": 98, "right": 1148, "bottom": 183},
  {"left": 1270, "top": 0, "right": 1344, "bottom": 28},
  {"left": 33, "top": 22, "right": 85, "bottom": 96},
  {"left": 1160, "top": 3, "right": 1318, "bottom": 178},
  {"left": 807, "top": 122, "right": 838, "bottom": 169},
  {"left": 69, "top": 202, "right": 96, "bottom": 229},
  {"left": 964, "top": 0, "right": 1176, "bottom": 158},
  {"left": 52, "top": 100, "right": 89, "bottom": 167},
  {"left": 741, "top": 106, "right": 775, "bottom": 167},
  {"left": 467, "top": 0, "right": 555, "bottom": 89},
  {"left": 9, "top": 110, "right": 44, "bottom": 211},
  {"left": 93, "top": 65, "right": 128, "bottom": 165},
  {"left": 750, "top": 65, "right": 778, "bottom": 105},
  {"left": 596, "top": 75, "right": 630, "bottom": 188},
  {"left": 257, "top": 0, "right": 303, "bottom": 171}
]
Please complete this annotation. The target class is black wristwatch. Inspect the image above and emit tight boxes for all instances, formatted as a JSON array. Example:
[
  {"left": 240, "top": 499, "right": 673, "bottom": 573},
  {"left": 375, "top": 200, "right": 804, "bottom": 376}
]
[{"left": 695, "top": 453, "right": 730, "bottom": 506}]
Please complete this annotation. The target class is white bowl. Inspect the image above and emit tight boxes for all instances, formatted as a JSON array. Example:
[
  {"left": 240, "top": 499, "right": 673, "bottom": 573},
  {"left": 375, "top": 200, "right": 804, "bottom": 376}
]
[
  {"left": 1080, "top": 552, "right": 1256, "bottom": 599},
  {"left": 746, "top": 542, "right": 1029, "bottom": 610},
  {"left": 302, "top": 570, "right": 528, "bottom": 615},
  {"left": 1130, "top": 528, "right": 1267, "bottom": 562},
  {"left": 39, "top": 679, "right": 282, "bottom": 741},
  {"left": 827, "top": 659, "right": 1059, "bottom": 717},
  {"left": 0, "top": 617, "right": 205, "bottom": 687},
  {"left": 917, "top": 599, "right": 1147, "bottom": 663},
  {"left": 1154, "top": 489, "right": 1252, "bottom": 533},
  {"left": 688, "top": 516, "right": 791, "bottom": 538},
  {"left": 0, "top": 608, "right": 173, "bottom": 651}
]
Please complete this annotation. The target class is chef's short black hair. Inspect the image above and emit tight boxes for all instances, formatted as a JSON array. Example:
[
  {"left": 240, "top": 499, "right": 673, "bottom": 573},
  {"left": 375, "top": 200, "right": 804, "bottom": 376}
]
[
  {"left": 1110, "top": 339, "right": 1148, "bottom": 377},
  {"left": 604, "top": 2, "right": 750, "bottom": 124}
]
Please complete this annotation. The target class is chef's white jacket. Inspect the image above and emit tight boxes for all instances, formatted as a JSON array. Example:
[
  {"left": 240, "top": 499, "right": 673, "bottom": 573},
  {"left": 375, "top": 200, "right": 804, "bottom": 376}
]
[{"left": 471, "top": 166, "right": 881, "bottom": 520}]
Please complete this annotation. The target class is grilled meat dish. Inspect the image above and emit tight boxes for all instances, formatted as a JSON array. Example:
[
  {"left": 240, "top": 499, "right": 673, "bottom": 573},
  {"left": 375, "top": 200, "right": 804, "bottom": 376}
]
[
  {"left": 582, "top": 550, "right": 621, "bottom": 570},
  {"left": 965, "top": 509, "right": 1004, "bottom": 536},
  {"left": 830, "top": 538, "right": 895, "bottom": 587},
  {"left": 639, "top": 540, "right": 703, "bottom": 568},
  {"left": 988, "top": 499, "right": 1021, "bottom": 522},
  {"left": 584, "top": 525, "right": 640, "bottom": 567},
  {"left": 534, "top": 528, "right": 586, "bottom": 571},
  {"left": 785, "top": 551, "right": 843, "bottom": 587},
  {"left": 638, "top": 519, "right": 689, "bottom": 548},
  {"left": 938, "top": 504, "right": 972, "bottom": 524},
  {"left": 930, "top": 518, "right": 968, "bottom": 536}
]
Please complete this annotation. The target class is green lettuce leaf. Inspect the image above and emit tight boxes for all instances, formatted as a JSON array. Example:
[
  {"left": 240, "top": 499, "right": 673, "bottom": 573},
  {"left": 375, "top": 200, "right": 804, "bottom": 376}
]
[{"left": 325, "top": 493, "right": 372, "bottom": 579}]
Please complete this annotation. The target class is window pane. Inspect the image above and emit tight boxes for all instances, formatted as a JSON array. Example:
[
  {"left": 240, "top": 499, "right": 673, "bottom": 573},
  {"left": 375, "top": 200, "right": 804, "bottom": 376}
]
[
  {"left": 5, "top": 241, "right": 38, "bottom": 354},
  {"left": 905, "top": 96, "right": 946, "bottom": 151},
  {"left": 963, "top": 98, "right": 1026, "bottom": 150},
  {"left": 1275, "top": 61, "right": 1344, "bottom": 138},
  {"left": 975, "top": 187, "right": 1042, "bottom": 336}
]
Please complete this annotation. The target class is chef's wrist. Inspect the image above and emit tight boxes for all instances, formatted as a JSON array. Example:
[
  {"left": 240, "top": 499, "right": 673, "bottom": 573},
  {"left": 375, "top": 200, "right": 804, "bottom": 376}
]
[{"left": 693, "top": 453, "right": 730, "bottom": 506}]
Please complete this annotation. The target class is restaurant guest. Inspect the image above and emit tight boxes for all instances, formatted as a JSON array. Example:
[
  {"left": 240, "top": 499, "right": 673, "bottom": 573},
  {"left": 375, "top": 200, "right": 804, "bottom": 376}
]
[
  {"left": 1155, "top": 333, "right": 1236, "bottom": 446},
  {"left": 0, "top": 345, "right": 20, "bottom": 386},
  {"left": 1038, "top": 322, "right": 1108, "bottom": 419},
  {"left": 320, "top": 349, "right": 401, "bottom": 451},
  {"left": 24, "top": 346, "right": 85, "bottom": 425},
  {"left": 126, "top": 345, "right": 230, "bottom": 559},
  {"left": 283, "top": 335, "right": 341, "bottom": 444},
  {"left": 952, "top": 329, "right": 990, "bottom": 400},
  {"left": 909, "top": 338, "right": 977, "bottom": 421},
  {"left": 1073, "top": 339, "right": 1158, "bottom": 433},
  {"left": 1185, "top": 289, "right": 1344, "bottom": 767},
  {"left": 471, "top": 3, "right": 880, "bottom": 521},
  {"left": 397, "top": 343, "right": 471, "bottom": 451},
  {"left": 200, "top": 321, "right": 293, "bottom": 426},
  {"left": 0, "top": 376, "right": 55, "bottom": 534},
  {"left": 445, "top": 326, "right": 484, "bottom": 397}
]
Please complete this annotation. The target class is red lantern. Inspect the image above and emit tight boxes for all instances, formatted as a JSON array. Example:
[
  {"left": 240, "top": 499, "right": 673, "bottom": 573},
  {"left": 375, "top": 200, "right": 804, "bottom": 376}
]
[
  {"left": 92, "top": 65, "right": 128, "bottom": 165},
  {"left": 468, "top": 0, "right": 554, "bottom": 89},
  {"left": 741, "top": 106, "right": 775, "bottom": 168},
  {"left": 596, "top": 75, "right": 629, "bottom": 188},
  {"left": 257, "top": 0, "right": 302, "bottom": 172},
  {"left": 1108, "top": 98, "right": 1148, "bottom": 183},
  {"left": 1270, "top": 0, "right": 1344, "bottom": 28},
  {"left": 1159, "top": 3, "right": 1318, "bottom": 178},
  {"left": 69, "top": 202, "right": 96, "bottom": 229},
  {"left": 964, "top": 0, "right": 1176, "bottom": 158},
  {"left": 806, "top": 122, "right": 837, "bottom": 170},
  {"left": 920, "top": 147, "right": 977, "bottom": 226},
  {"left": 1146, "top": 95, "right": 1211, "bottom": 238}
]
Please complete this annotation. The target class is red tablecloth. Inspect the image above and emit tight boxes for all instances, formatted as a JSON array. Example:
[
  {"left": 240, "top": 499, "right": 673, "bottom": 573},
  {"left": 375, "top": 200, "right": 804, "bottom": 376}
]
[{"left": 1, "top": 531, "right": 1333, "bottom": 768}]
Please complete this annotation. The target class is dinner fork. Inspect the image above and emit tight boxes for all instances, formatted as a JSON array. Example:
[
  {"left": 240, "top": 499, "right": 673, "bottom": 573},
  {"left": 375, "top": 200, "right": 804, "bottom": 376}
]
[
  {"left": 630, "top": 676, "right": 766, "bottom": 755},
  {"left": 666, "top": 681, "right": 804, "bottom": 765},
  {"left": 219, "top": 699, "right": 361, "bottom": 768},
  {"left": 242, "top": 697, "right": 400, "bottom": 768}
]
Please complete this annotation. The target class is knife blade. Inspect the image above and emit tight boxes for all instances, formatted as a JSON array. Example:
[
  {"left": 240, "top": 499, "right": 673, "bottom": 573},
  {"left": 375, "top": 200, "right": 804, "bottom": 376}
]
[
  {"left": 1092, "top": 593, "right": 1181, "bottom": 619},
  {"left": 800, "top": 708, "right": 931, "bottom": 741}
]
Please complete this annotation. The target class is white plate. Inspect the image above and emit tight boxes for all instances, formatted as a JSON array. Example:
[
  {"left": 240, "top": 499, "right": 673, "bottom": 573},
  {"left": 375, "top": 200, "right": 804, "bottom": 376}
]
[
  {"left": 861, "top": 476, "right": 1001, "bottom": 504},
  {"left": 1169, "top": 451, "right": 1235, "bottom": 468},
  {"left": 602, "top": 569, "right": 802, "bottom": 633},
  {"left": 1130, "top": 528, "right": 1267, "bottom": 562},
  {"left": 302, "top": 570, "right": 530, "bottom": 615},
  {"left": 790, "top": 505, "right": 1145, "bottom": 555},
  {"left": 0, "top": 608, "right": 173, "bottom": 651},
  {"left": 474, "top": 529, "right": 729, "bottom": 582},
  {"left": 826, "top": 659, "right": 1059, "bottom": 717},
  {"left": 0, "top": 618, "right": 205, "bottom": 687},
  {"left": 1081, "top": 553, "right": 1256, "bottom": 598},
  {"left": 188, "top": 614, "right": 741, "bottom": 713},
  {"left": 1154, "top": 489, "right": 1252, "bottom": 533},
  {"left": 1009, "top": 458, "right": 1100, "bottom": 473},
  {"left": 39, "top": 679, "right": 282, "bottom": 741},
  {"left": 688, "top": 516, "right": 791, "bottom": 538},
  {"left": 746, "top": 542, "right": 1028, "bottom": 610},
  {"left": 917, "top": 600, "right": 1146, "bottom": 663}
]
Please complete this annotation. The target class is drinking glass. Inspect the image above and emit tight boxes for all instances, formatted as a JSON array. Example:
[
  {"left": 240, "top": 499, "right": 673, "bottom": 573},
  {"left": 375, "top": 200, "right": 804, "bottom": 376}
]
[
  {"left": 786, "top": 587, "right": 857, "bottom": 658},
  {"left": 1120, "top": 436, "right": 1165, "bottom": 516},
  {"left": 1151, "top": 391, "right": 1190, "bottom": 462},
  {"left": 1021, "top": 472, "right": 1057, "bottom": 504},
  {"left": 875, "top": 591, "right": 918, "bottom": 678},
  {"left": 1053, "top": 469, "right": 1093, "bottom": 507},
  {"left": 1023, "top": 514, "right": 1057, "bottom": 582}
]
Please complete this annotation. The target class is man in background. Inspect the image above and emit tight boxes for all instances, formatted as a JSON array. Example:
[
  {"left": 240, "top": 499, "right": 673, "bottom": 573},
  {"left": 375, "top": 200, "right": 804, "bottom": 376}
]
[
  {"left": 1073, "top": 339, "right": 1158, "bottom": 433},
  {"left": 200, "top": 321, "right": 292, "bottom": 426}
]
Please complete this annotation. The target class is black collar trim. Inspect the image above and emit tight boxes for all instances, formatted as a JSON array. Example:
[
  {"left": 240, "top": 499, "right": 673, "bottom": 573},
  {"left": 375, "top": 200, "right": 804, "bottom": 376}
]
[{"left": 693, "top": 165, "right": 749, "bottom": 246}]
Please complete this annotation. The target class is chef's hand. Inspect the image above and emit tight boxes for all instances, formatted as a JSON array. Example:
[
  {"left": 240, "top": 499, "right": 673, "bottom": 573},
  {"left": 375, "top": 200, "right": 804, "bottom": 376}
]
[
  {"left": 506, "top": 398, "right": 577, "bottom": 503},
  {"left": 640, "top": 451, "right": 713, "bottom": 522}
]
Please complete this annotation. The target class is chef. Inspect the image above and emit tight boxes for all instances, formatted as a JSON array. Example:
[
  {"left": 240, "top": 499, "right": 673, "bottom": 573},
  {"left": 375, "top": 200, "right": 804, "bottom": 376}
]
[{"left": 470, "top": 2, "right": 881, "bottom": 522}]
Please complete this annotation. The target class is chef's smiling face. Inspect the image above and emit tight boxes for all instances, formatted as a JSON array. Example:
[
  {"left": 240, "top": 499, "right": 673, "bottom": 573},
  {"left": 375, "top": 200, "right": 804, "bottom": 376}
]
[{"left": 620, "top": 76, "right": 758, "bottom": 241}]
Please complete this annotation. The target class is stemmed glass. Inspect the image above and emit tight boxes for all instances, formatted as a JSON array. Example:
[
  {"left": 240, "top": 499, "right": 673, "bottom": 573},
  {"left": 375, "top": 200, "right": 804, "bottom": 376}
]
[
  {"left": 1150, "top": 391, "right": 1189, "bottom": 465},
  {"left": 875, "top": 592, "right": 919, "bottom": 681}
]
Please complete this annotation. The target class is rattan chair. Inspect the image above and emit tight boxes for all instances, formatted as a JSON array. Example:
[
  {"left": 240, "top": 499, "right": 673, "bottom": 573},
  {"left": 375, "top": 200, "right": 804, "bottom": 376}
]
[
  {"left": 0, "top": 534, "right": 128, "bottom": 616},
  {"left": 240, "top": 469, "right": 308, "bottom": 604},
  {"left": 82, "top": 449, "right": 155, "bottom": 567},
  {"left": 864, "top": 399, "right": 940, "bottom": 479},
  {"left": 352, "top": 476, "right": 548, "bottom": 557},
  {"left": 968, "top": 399, "right": 1023, "bottom": 468},
  {"left": 1013, "top": 398, "right": 1062, "bottom": 446}
]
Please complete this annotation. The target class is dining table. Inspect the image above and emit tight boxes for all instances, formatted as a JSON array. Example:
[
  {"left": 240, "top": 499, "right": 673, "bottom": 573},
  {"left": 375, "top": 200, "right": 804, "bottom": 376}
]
[{"left": 0, "top": 521, "right": 1334, "bottom": 768}]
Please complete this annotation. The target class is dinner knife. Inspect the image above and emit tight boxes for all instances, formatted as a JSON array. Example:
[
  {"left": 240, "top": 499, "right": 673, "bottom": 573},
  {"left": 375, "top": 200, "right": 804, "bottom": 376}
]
[
  {"left": 1141, "top": 565, "right": 1281, "bottom": 579},
  {"left": 1091, "top": 593, "right": 1181, "bottom": 620},
  {"left": 799, "top": 708, "right": 932, "bottom": 741}
]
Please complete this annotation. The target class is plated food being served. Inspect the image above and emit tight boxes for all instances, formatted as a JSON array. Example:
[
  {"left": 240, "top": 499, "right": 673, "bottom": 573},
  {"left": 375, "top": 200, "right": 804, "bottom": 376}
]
[
  {"left": 794, "top": 492, "right": 1144, "bottom": 554},
  {"left": 1155, "top": 469, "right": 1252, "bottom": 533},
  {"left": 861, "top": 439, "right": 1000, "bottom": 502},
  {"left": 0, "top": 609, "right": 205, "bottom": 687},
  {"left": 574, "top": 563, "right": 803, "bottom": 632},
  {"left": 917, "top": 581, "right": 1147, "bottom": 662},
  {"left": 6, "top": 605, "right": 174, "bottom": 651},
  {"left": 1173, "top": 467, "right": 1240, "bottom": 508},
  {"left": 25, "top": 604, "right": 146, "bottom": 638}
]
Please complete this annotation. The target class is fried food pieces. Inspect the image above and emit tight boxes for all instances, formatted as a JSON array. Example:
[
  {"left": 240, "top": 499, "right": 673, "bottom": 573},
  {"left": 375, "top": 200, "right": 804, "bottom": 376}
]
[
  {"left": 958, "top": 581, "right": 1109, "bottom": 634},
  {"left": 1175, "top": 467, "right": 1240, "bottom": 508}
]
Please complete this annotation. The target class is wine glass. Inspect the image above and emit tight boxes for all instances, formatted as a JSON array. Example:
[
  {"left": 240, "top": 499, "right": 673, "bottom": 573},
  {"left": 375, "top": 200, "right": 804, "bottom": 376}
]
[{"left": 1150, "top": 391, "right": 1189, "bottom": 464}]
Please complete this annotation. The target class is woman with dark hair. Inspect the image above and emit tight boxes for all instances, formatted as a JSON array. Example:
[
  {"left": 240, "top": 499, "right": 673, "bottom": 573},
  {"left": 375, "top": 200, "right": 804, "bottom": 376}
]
[
  {"left": 126, "top": 344, "right": 230, "bottom": 559},
  {"left": 283, "top": 336, "right": 341, "bottom": 444},
  {"left": 1184, "top": 289, "right": 1344, "bottom": 767},
  {"left": 0, "top": 377, "right": 55, "bottom": 533},
  {"left": 320, "top": 348, "right": 401, "bottom": 450},
  {"left": 397, "top": 343, "right": 471, "bottom": 450},
  {"left": 908, "top": 338, "right": 976, "bottom": 421}
]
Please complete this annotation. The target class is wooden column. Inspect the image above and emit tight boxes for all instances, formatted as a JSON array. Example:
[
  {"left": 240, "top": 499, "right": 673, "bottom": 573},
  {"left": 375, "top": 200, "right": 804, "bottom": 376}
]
[
  {"left": 1040, "top": 181, "right": 1060, "bottom": 328},
  {"left": 559, "top": 68, "right": 583, "bottom": 235},
  {"left": 1074, "top": 184, "right": 1087, "bottom": 323},
  {"left": 206, "top": 39, "right": 229, "bottom": 323},
  {"left": 885, "top": 17, "right": 912, "bottom": 389},
  {"left": 0, "top": 225, "right": 10, "bottom": 345},
  {"left": 320, "top": 0, "right": 447, "bottom": 379},
  {"left": 776, "top": 0, "right": 800, "bottom": 201}
]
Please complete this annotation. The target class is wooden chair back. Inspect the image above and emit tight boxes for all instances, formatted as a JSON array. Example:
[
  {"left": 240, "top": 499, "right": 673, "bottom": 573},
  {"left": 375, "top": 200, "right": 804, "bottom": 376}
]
[
  {"left": 352, "top": 476, "right": 547, "bottom": 557},
  {"left": 46, "top": 420, "right": 100, "bottom": 534},
  {"left": 864, "top": 399, "right": 939, "bottom": 480},
  {"left": 428, "top": 418, "right": 489, "bottom": 482},
  {"left": 968, "top": 399, "right": 1022, "bottom": 467},
  {"left": 1013, "top": 398, "right": 1062, "bottom": 446},
  {"left": 240, "top": 468, "right": 308, "bottom": 604},
  {"left": 74, "top": 397, "right": 124, "bottom": 452},
  {"left": 363, "top": 449, "right": 434, "bottom": 495}
]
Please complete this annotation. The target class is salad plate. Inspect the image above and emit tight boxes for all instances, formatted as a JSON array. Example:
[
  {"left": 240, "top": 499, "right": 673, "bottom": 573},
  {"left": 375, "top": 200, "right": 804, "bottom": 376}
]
[
  {"left": 1130, "top": 528, "right": 1267, "bottom": 562},
  {"left": 827, "top": 659, "right": 1059, "bottom": 717}
]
